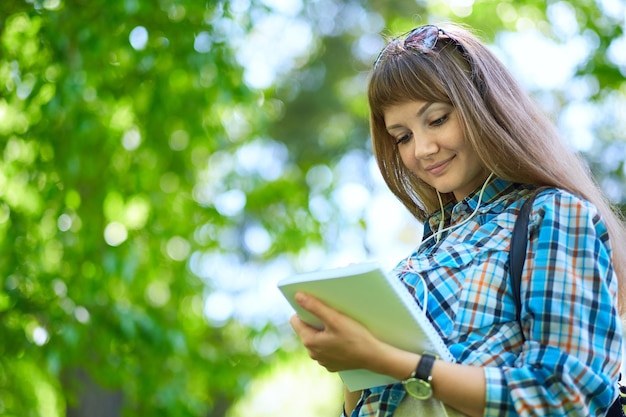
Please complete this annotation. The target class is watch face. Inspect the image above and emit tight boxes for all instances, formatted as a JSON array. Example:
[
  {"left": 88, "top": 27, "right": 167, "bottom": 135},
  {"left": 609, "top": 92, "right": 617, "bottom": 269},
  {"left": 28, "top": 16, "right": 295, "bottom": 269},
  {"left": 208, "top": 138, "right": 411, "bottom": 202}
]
[{"left": 404, "top": 378, "right": 433, "bottom": 400}]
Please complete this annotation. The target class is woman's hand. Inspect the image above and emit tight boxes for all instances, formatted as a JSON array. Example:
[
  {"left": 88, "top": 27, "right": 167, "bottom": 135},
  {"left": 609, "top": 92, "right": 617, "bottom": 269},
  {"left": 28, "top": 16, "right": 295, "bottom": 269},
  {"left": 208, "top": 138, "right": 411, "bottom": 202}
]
[
  {"left": 290, "top": 292, "right": 486, "bottom": 417},
  {"left": 289, "top": 292, "right": 385, "bottom": 373}
]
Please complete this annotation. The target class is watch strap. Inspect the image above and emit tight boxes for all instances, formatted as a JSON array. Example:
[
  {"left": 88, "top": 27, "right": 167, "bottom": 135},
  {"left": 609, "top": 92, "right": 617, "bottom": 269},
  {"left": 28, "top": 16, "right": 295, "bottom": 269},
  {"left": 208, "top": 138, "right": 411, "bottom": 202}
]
[{"left": 414, "top": 353, "right": 437, "bottom": 381}]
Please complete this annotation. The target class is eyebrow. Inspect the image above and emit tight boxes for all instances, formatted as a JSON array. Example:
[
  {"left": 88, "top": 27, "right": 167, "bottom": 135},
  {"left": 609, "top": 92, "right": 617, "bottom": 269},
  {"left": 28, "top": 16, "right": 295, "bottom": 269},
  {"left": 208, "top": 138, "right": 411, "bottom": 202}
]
[{"left": 385, "top": 102, "right": 434, "bottom": 131}]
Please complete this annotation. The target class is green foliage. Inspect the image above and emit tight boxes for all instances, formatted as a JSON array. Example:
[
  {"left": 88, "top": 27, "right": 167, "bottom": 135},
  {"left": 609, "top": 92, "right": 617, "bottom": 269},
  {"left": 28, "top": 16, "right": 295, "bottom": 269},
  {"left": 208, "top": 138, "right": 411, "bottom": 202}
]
[
  {"left": 0, "top": 0, "right": 295, "bottom": 415},
  {"left": 0, "top": 0, "right": 624, "bottom": 415}
]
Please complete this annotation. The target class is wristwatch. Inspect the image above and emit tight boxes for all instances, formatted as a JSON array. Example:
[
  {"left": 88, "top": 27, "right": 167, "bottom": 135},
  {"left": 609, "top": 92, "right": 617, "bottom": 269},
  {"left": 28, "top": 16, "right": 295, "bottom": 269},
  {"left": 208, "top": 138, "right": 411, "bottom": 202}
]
[{"left": 402, "top": 353, "right": 437, "bottom": 400}]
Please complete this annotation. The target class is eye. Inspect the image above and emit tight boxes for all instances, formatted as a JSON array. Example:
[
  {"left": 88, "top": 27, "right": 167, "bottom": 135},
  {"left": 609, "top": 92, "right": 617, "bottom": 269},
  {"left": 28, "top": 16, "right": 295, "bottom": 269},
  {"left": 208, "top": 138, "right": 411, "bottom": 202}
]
[
  {"left": 395, "top": 132, "right": 412, "bottom": 145},
  {"left": 430, "top": 114, "right": 449, "bottom": 127}
]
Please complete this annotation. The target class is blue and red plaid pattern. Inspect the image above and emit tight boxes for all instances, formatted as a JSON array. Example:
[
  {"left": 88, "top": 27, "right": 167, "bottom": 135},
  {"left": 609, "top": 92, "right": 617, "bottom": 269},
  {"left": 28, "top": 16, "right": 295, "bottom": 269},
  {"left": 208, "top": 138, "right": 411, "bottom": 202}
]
[{"left": 344, "top": 178, "right": 622, "bottom": 417}]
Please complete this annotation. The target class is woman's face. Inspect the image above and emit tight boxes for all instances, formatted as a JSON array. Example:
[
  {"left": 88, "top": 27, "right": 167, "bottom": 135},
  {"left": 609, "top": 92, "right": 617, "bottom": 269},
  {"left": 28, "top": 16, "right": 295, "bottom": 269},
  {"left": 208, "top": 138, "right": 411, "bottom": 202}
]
[{"left": 383, "top": 100, "right": 487, "bottom": 201}]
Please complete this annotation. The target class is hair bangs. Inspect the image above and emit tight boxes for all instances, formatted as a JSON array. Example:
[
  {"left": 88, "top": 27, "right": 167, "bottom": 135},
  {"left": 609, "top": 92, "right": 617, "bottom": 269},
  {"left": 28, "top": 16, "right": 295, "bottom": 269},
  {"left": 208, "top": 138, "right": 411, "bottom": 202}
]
[{"left": 368, "top": 48, "right": 450, "bottom": 118}]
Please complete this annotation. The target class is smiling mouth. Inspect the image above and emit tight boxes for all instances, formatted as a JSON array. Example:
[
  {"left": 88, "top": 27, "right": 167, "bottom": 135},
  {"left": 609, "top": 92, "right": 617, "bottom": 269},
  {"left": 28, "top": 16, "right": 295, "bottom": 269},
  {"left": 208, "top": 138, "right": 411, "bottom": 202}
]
[{"left": 425, "top": 156, "right": 455, "bottom": 175}]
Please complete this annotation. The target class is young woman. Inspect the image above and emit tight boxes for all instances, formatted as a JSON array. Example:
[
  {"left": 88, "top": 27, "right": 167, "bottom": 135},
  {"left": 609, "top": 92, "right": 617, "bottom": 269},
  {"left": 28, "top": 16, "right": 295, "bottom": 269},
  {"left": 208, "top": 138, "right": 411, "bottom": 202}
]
[{"left": 290, "top": 24, "right": 626, "bottom": 416}]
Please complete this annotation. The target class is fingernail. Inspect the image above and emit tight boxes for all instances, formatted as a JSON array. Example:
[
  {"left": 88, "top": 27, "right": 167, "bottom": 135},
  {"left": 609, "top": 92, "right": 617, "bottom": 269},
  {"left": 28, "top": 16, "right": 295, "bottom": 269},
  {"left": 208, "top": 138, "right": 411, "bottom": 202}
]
[{"left": 295, "top": 292, "right": 306, "bottom": 304}]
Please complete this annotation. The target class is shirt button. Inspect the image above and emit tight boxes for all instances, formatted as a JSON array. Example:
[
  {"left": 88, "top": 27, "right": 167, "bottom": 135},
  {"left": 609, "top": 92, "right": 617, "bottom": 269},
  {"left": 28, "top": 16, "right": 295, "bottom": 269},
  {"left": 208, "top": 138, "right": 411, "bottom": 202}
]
[{"left": 391, "top": 393, "right": 401, "bottom": 402}]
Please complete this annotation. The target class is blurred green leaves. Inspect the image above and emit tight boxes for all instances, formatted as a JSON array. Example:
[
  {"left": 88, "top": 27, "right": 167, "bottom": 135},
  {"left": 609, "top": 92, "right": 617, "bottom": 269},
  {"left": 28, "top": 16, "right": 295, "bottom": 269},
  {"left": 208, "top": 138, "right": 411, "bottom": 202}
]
[{"left": 0, "top": 1, "right": 281, "bottom": 415}]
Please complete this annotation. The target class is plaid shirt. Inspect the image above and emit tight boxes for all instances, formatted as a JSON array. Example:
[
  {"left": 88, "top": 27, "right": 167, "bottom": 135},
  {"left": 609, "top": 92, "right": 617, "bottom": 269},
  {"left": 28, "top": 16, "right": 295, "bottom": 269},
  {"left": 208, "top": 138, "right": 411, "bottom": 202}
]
[{"left": 345, "top": 178, "right": 622, "bottom": 417}]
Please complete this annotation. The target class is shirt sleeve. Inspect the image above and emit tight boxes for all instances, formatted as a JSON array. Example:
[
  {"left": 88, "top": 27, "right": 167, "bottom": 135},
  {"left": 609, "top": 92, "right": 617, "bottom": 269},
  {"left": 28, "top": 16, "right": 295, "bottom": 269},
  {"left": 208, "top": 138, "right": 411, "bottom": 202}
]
[{"left": 484, "top": 190, "right": 623, "bottom": 416}]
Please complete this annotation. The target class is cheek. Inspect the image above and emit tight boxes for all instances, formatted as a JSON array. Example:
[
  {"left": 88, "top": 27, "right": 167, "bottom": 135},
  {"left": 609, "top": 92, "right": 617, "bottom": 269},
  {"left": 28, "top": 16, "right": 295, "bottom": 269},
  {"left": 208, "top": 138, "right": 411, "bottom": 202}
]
[
  {"left": 397, "top": 147, "right": 415, "bottom": 171},
  {"left": 397, "top": 147, "right": 424, "bottom": 179},
  {"left": 396, "top": 144, "right": 414, "bottom": 164},
  {"left": 465, "top": 147, "right": 484, "bottom": 171}
]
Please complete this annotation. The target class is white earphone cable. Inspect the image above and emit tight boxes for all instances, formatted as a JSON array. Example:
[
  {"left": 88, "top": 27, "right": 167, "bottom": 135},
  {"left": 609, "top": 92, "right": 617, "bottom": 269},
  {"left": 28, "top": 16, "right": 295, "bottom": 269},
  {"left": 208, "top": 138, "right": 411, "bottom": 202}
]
[{"left": 405, "top": 172, "right": 496, "bottom": 312}]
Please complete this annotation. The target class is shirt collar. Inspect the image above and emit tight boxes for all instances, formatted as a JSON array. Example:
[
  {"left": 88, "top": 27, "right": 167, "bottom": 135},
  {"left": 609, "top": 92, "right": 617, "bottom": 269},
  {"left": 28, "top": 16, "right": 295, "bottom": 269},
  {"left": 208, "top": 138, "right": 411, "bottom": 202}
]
[
  {"left": 427, "top": 177, "right": 522, "bottom": 232},
  {"left": 462, "top": 177, "right": 517, "bottom": 213}
]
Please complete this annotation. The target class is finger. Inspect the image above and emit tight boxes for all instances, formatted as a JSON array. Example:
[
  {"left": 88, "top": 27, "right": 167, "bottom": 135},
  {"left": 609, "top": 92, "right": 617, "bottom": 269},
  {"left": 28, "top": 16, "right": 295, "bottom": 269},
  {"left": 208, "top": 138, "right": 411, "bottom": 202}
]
[
  {"left": 294, "top": 292, "right": 338, "bottom": 326},
  {"left": 289, "top": 313, "right": 306, "bottom": 333},
  {"left": 289, "top": 314, "right": 319, "bottom": 340}
]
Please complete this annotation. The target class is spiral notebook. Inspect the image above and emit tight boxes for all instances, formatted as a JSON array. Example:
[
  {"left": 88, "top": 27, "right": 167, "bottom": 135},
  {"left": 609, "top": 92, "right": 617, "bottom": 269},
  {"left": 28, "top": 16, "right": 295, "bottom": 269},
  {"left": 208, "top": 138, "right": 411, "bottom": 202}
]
[{"left": 278, "top": 262, "right": 454, "bottom": 391}]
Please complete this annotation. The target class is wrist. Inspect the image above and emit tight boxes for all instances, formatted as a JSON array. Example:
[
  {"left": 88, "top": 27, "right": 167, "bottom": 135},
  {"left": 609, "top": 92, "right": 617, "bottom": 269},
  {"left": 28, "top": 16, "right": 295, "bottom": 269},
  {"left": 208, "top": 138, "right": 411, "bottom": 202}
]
[
  {"left": 368, "top": 342, "right": 420, "bottom": 381},
  {"left": 403, "top": 353, "right": 437, "bottom": 400}
]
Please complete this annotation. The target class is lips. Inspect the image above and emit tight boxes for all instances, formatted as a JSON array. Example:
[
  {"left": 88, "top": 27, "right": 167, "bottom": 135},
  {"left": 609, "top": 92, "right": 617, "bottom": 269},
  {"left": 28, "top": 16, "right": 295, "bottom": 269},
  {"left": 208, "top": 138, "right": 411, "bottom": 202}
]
[{"left": 425, "top": 156, "right": 455, "bottom": 175}]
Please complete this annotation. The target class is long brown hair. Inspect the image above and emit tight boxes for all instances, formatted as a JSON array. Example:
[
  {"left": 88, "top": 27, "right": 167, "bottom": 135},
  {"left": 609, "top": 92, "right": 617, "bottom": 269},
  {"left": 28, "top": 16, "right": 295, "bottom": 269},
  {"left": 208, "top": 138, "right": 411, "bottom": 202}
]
[{"left": 368, "top": 23, "right": 626, "bottom": 311}]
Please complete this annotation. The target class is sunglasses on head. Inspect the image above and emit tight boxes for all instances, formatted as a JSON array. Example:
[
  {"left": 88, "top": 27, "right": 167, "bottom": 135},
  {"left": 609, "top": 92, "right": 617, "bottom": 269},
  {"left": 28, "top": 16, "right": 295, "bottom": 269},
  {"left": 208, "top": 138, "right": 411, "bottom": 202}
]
[{"left": 374, "top": 25, "right": 454, "bottom": 69}]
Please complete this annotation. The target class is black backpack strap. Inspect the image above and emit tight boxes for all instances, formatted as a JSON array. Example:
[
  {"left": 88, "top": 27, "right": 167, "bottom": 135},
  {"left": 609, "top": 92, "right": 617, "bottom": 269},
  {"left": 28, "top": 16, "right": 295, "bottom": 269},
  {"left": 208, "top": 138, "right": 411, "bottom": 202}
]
[
  {"left": 607, "top": 390, "right": 625, "bottom": 417},
  {"left": 509, "top": 189, "right": 543, "bottom": 322}
]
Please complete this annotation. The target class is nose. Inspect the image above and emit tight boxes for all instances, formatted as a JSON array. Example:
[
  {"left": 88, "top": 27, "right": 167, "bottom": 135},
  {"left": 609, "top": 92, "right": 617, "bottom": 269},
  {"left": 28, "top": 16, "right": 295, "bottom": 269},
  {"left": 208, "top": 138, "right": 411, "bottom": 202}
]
[{"left": 412, "top": 134, "right": 438, "bottom": 160}]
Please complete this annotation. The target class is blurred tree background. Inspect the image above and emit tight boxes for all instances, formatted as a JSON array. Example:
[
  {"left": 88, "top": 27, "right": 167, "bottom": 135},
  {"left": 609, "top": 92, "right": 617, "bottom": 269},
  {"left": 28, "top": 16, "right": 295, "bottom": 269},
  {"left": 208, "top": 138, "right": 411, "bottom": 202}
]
[{"left": 0, "top": 0, "right": 624, "bottom": 415}]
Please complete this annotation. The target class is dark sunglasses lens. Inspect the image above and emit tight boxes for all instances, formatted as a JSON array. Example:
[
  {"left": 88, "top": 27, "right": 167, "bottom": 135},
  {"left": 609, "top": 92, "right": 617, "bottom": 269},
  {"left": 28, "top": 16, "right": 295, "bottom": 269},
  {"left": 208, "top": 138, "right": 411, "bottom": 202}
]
[
  {"left": 374, "top": 25, "right": 442, "bottom": 68},
  {"left": 404, "top": 26, "right": 439, "bottom": 51}
]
